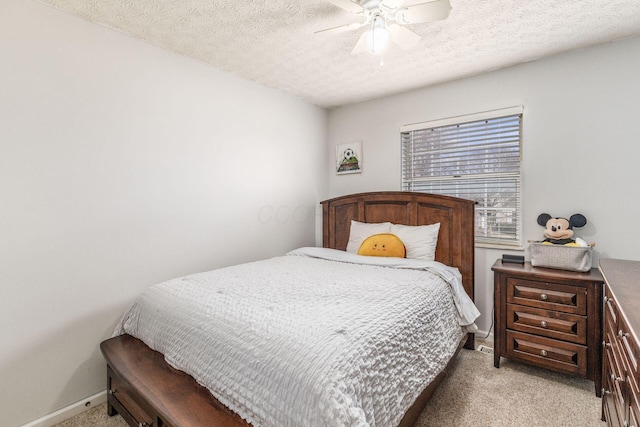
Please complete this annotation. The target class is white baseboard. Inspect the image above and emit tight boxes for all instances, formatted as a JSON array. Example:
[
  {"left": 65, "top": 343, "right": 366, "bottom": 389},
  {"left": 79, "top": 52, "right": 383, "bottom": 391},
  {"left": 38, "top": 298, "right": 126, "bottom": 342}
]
[
  {"left": 20, "top": 390, "right": 107, "bottom": 427},
  {"left": 475, "top": 330, "right": 494, "bottom": 343}
]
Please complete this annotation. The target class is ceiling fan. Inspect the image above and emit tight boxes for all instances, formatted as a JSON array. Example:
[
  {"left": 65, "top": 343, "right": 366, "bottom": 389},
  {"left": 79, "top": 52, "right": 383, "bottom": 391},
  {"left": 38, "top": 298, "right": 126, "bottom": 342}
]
[{"left": 315, "top": 0, "right": 451, "bottom": 55}]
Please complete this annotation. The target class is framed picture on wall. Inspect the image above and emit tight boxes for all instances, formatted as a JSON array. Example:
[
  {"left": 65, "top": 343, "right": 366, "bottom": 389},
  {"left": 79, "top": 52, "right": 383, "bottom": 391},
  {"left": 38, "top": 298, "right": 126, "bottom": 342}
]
[{"left": 336, "top": 141, "right": 362, "bottom": 175}]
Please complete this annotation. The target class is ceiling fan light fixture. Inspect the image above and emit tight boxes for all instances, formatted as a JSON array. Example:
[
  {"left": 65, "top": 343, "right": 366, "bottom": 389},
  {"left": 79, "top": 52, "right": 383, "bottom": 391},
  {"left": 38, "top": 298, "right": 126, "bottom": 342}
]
[{"left": 363, "top": 15, "right": 390, "bottom": 54}]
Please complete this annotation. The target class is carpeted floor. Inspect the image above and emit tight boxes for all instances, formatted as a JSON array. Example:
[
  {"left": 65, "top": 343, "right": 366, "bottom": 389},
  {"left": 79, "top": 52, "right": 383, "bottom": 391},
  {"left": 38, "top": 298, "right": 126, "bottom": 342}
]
[
  {"left": 416, "top": 346, "right": 603, "bottom": 426},
  {"left": 55, "top": 344, "right": 604, "bottom": 427}
]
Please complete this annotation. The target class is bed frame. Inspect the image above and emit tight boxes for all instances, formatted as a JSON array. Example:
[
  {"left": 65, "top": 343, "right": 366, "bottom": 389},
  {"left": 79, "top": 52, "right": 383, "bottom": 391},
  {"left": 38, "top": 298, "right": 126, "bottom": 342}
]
[{"left": 101, "top": 191, "right": 476, "bottom": 427}]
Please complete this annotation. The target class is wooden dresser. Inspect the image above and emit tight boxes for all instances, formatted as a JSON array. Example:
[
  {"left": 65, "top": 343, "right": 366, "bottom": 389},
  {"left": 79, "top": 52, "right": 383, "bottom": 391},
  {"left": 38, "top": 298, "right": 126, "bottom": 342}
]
[
  {"left": 600, "top": 258, "right": 640, "bottom": 427},
  {"left": 492, "top": 260, "right": 603, "bottom": 396}
]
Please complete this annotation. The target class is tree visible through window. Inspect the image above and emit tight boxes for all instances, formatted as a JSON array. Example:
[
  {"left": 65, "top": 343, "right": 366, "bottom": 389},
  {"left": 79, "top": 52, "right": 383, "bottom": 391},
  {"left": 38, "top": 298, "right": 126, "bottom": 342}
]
[{"left": 401, "top": 107, "right": 523, "bottom": 248}]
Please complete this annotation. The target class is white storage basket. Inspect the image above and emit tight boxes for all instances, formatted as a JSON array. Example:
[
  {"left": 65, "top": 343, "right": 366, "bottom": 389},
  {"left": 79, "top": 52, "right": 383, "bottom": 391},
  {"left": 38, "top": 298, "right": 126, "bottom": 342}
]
[{"left": 529, "top": 242, "right": 593, "bottom": 272}]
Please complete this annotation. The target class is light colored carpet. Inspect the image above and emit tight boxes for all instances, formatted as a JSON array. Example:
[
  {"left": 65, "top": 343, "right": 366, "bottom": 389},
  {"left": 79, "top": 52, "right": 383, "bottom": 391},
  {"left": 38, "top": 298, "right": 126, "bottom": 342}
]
[
  {"left": 416, "top": 346, "right": 603, "bottom": 426},
  {"left": 55, "top": 344, "right": 603, "bottom": 426}
]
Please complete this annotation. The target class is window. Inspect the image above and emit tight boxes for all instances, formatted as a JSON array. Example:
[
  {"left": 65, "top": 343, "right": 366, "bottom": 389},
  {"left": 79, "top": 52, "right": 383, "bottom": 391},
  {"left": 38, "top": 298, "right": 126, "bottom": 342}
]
[{"left": 401, "top": 106, "right": 523, "bottom": 248}]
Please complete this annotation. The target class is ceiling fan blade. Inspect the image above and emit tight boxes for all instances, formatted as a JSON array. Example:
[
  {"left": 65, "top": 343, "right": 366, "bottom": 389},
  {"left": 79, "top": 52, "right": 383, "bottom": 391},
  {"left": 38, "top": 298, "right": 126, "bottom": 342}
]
[
  {"left": 325, "top": 0, "right": 364, "bottom": 13},
  {"left": 350, "top": 32, "right": 368, "bottom": 55},
  {"left": 399, "top": 0, "right": 451, "bottom": 24},
  {"left": 389, "top": 24, "right": 421, "bottom": 49},
  {"left": 315, "top": 22, "right": 362, "bottom": 36},
  {"left": 380, "top": 0, "right": 406, "bottom": 8}
]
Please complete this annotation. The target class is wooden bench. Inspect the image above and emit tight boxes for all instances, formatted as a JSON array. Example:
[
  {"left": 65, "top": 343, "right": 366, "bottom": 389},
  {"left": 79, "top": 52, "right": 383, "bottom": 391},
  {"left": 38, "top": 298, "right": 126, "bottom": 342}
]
[{"left": 101, "top": 334, "right": 249, "bottom": 427}]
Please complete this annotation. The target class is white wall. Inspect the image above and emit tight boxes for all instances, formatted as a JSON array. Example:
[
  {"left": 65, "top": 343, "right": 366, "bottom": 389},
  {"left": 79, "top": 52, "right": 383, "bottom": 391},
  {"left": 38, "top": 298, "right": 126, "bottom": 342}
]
[
  {"left": 327, "top": 36, "right": 640, "bottom": 335},
  {"left": 0, "top": 1, "right": 327, "bottom": 425},
  {"left": 5, "top": 1, "right": 640, "bottom": 424}
]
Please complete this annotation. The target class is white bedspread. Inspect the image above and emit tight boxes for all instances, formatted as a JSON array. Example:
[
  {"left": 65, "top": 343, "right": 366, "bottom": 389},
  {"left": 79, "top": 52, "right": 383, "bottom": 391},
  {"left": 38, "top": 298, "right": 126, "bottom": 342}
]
[{"left": 115, "top": 248, "right": 480, "bottom": 427}]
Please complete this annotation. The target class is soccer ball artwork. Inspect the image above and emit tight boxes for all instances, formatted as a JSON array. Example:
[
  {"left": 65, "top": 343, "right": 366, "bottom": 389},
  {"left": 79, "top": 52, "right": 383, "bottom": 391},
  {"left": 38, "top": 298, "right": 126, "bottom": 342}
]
[{"left": 337, "top": 146, "right": 360, "bottom": 173}]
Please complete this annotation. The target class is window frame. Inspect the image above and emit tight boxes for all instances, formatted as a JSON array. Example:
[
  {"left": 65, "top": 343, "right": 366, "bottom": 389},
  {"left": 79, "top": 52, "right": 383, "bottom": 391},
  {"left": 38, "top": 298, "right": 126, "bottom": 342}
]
[{"left": 400, "top": 106, "right": 524, "bottom": 249}]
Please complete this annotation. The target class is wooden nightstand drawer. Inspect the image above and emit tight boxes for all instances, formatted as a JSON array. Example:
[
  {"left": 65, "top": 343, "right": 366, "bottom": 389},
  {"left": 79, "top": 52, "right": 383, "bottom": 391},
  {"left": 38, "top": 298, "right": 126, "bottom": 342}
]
[
  {"left": 506, "top": 304, "right": 586, "bottom": 344},
  {"left": 506, "top": 330, "right": 587, "bottom": 376},
  {"left": 506, "top": 277, "right": 586, "bottom": 315}
]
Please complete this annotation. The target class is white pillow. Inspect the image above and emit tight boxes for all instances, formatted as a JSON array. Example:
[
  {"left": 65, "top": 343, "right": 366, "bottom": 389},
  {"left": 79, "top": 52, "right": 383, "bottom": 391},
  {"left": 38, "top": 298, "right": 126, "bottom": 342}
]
[
  {"left": 390, "top": 223, "right": 440, "bottom": 261},
  {"left": 346, "top": 221, "right": 392, "bottom": 253}
]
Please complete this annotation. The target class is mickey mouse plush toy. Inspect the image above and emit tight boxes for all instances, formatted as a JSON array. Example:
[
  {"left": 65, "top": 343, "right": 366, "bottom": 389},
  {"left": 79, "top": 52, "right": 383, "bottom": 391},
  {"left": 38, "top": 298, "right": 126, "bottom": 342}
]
[{"left": 537, "top": 213, "right": 588, "bottom": 247}]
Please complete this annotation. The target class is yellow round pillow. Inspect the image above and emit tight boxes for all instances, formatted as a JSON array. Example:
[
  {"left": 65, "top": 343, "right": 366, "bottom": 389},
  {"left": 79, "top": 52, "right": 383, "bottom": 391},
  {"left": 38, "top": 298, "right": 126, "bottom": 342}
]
[{"left": 358, "top": 233, "right": 406, "bottom": 258}]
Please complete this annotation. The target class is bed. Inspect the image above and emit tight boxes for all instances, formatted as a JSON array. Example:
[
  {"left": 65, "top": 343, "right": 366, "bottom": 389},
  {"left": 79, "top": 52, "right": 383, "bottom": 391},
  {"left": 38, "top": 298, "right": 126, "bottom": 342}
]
[{"left": 101, "top": 191, "right": 478, "bottom": 427}]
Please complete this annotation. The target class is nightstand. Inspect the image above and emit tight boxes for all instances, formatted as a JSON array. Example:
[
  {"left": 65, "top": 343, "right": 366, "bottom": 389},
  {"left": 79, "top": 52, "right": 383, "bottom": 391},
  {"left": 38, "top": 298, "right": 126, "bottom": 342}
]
[{"left": 492, "top": 259, "right": 603, "bottom": 396}]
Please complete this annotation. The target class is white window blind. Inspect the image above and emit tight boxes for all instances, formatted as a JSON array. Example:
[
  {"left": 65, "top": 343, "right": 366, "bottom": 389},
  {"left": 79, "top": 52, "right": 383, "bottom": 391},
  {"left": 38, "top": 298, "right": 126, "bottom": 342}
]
[{"left": 401, "top": 107, "right": 523, "bottom": 248}]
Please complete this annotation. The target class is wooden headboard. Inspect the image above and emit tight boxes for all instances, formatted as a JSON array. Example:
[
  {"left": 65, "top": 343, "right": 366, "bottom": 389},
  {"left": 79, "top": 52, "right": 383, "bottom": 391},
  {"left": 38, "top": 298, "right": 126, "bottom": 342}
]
[{"left": 321, "top": 191, "right": 475, "bottom": 304}]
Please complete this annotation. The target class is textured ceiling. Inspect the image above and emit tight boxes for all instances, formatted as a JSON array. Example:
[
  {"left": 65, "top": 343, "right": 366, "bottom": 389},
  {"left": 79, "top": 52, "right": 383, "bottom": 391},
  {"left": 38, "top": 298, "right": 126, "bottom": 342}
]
[{"left": 39, "top": 0, "right": 640, "bottom": 108}]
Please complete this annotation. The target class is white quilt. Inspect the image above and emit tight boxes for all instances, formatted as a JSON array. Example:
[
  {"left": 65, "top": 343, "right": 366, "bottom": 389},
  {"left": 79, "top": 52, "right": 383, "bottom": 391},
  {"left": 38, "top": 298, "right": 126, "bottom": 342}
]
[{"left": 115, "top": 247, "right": 480, "bottom": 427}]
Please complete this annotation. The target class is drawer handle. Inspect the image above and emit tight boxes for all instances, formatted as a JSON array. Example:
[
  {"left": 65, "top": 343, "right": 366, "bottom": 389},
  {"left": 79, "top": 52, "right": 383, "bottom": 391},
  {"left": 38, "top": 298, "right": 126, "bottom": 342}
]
[
  {"left": 540, "top": 321, "right": 548, "bottom": 328},
  {"left": 540, "top": 349, "right": 548, "bottom": 357},
  {"left": 603, "top": 341, "right": 612, "bottom": 349},
  {"left": 540, "top": 293, "right": 548, "bottom": 301},
  {"left": 611, "top": 373, "right": 625, "bottom": 383},
  {"left": 618, "top": 330, "right": 630, "bottom": 338},
  {"left": 602, "top": 387, "right": 611, "bottom": 395},
  {"left": 108, "top": 389, "right": 117, "bottom": 395}
]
